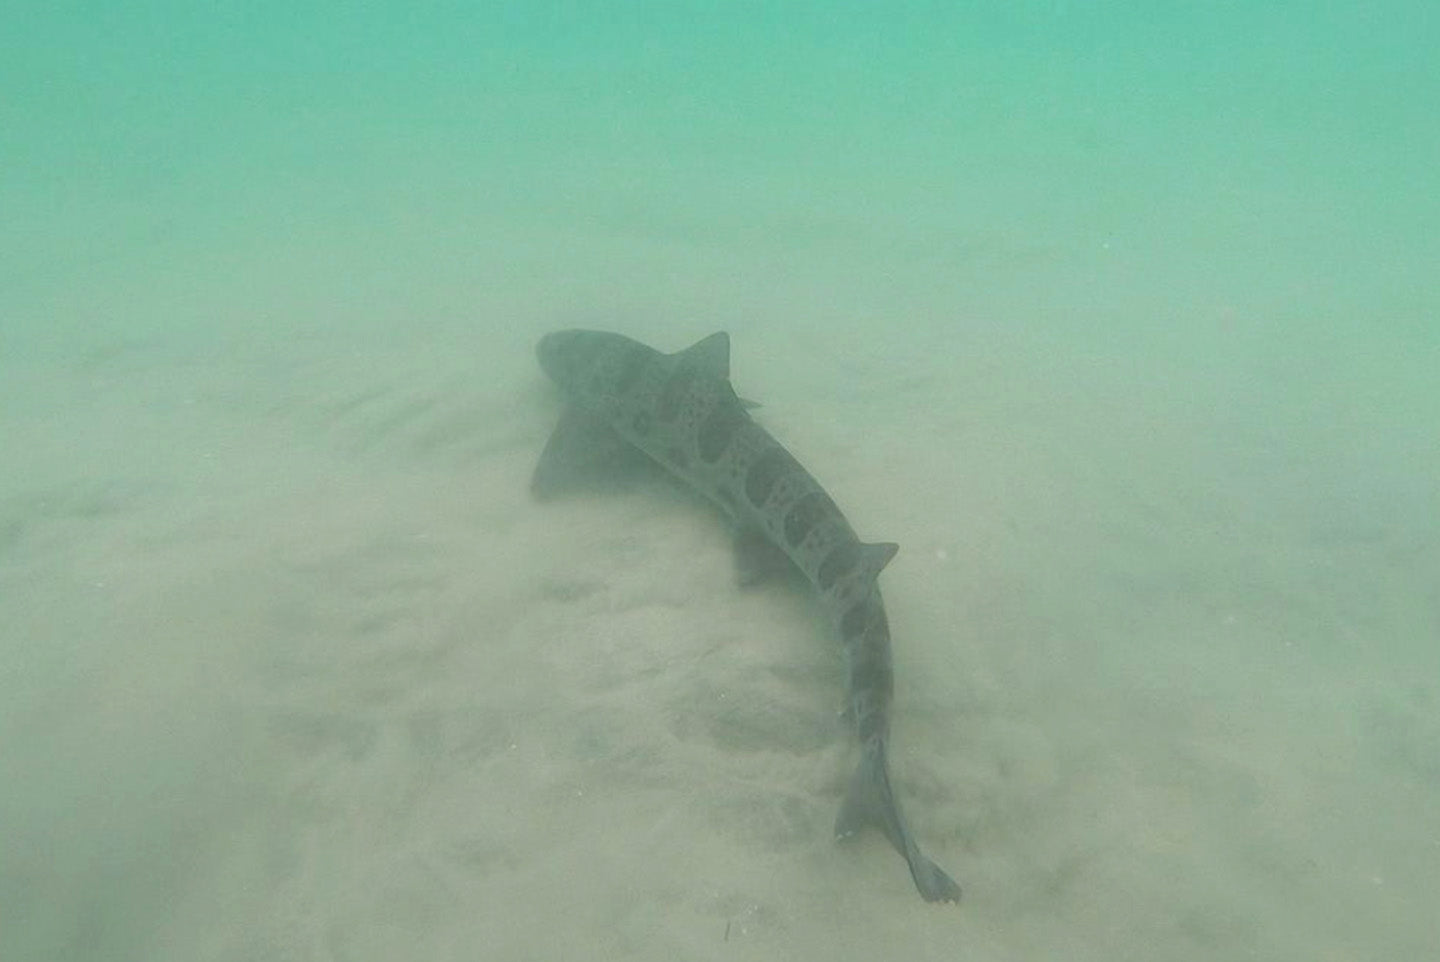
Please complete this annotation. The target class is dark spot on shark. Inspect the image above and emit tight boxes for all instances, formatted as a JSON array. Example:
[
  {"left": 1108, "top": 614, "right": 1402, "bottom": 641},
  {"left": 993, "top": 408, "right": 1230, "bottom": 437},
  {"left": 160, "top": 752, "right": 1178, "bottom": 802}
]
[
  {"left": 698, "top": 405, "right": 746, "bottom": 463},
  {"left": 715, "top": 485, "right": 738, "bottom": 512},
  {"left": 656, "top": 365, "right": 697, "bottom": 422},
  {"left": 851, "top": 627, "right": 893, "bottom": 711},
  {"left": 784, "top": 491, "right": 838, "bottom": 549},
  {"left": 817, "top": 541, "right": 860, "bottom": 591},
  {"left": 745, "top": 446, "right": 795, "bottom": 506},
  {"left": 841, "top": 597, "right": 876, "bottom": 640}
]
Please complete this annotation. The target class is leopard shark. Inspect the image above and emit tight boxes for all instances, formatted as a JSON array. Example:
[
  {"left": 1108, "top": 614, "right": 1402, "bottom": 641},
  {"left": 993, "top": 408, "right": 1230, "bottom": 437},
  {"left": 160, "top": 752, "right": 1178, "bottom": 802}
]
[{"left": 532, "top": 329, "right": 961, "bottom": 903}]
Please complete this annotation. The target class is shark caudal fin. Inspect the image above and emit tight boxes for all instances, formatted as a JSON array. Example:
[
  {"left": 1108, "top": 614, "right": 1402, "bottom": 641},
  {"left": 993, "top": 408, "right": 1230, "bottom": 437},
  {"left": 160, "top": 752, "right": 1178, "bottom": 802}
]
[{"left": 835, "top": 738, "right": 961, "bottom": 903}]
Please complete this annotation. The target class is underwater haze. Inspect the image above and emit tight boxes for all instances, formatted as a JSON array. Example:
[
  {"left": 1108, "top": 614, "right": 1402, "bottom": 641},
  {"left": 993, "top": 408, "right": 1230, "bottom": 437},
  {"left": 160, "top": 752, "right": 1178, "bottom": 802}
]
[{"left": 3, "top": 3, "right": 1437, "bottom": 960}]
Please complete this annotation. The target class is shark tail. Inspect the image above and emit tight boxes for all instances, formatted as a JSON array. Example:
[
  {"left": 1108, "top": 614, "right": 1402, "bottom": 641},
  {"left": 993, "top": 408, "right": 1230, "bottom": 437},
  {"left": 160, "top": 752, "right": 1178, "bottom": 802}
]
[{"left": 835, "top": 736, "right": 961, "bottom": 903}]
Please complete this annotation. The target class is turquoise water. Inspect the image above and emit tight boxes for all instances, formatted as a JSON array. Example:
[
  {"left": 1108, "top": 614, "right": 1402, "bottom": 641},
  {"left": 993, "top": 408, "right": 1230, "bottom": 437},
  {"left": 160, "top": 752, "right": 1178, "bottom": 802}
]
[{"left": 3, "top": 4, "right": 1437, "bottom": 960}]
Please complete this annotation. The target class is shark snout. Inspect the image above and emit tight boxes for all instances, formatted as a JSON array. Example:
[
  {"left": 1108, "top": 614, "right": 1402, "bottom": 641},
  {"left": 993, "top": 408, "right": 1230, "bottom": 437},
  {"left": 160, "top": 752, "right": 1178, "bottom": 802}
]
[{"left": 535, "top": 331, "right": 570, "bottom": 384}]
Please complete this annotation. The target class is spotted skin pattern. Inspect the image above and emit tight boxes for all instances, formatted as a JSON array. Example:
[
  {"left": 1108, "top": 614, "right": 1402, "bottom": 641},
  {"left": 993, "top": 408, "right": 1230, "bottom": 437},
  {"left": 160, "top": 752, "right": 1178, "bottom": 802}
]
[{"left": 534, "top": 329, "right": 960, "bottom": 903}]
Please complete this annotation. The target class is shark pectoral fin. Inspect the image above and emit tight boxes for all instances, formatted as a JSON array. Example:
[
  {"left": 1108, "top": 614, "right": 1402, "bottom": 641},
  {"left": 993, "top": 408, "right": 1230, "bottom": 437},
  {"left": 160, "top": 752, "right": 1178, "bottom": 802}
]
[
  {"left": 531, "top": 406, "right": 650, "bottom": 499},
  {"left": 733, "top": 526, "right": 795, "bottom": 587}
]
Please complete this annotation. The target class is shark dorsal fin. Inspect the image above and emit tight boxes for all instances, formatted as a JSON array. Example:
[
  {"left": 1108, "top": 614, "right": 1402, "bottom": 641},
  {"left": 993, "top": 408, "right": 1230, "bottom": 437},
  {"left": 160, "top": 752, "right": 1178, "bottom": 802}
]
[
  {"left": 861, "top": 542, "right": 899, "bottom": 581},
  {"left": 676, "top": 331, "right": 731, "bottom": 380}
]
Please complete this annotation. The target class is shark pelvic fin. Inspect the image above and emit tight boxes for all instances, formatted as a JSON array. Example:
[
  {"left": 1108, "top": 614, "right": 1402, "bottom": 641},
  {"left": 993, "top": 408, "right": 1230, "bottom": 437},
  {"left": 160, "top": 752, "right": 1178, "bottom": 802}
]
[{"left": 733, "top": 525, "right": 797, "bottom": 587}]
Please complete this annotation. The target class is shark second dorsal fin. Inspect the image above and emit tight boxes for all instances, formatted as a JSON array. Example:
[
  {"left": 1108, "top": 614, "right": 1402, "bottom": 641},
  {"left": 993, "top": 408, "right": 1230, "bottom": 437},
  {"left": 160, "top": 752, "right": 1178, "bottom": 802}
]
[
  {"left": 860, "top": 542, "right": 899, "bottom": 581},
  {"left": 675, "top": 331, "right": 730, "bottom": 380}
]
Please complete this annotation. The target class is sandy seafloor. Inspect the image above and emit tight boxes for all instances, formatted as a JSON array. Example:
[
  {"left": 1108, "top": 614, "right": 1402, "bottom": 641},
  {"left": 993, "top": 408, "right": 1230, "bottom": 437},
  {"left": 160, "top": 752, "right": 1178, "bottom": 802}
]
[{"left": 3, "top": 5, "right": 1439, "bottom": 961}]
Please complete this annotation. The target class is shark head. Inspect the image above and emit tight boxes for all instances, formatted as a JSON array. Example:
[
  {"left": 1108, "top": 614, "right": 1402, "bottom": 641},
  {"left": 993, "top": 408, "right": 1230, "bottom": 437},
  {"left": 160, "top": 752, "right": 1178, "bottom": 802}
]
[
  {"left": 536, "top": 329, "right": 596, "bottom": 388},
  {"left": 536, "top": 329, "right": 654, "bottom": 402}
]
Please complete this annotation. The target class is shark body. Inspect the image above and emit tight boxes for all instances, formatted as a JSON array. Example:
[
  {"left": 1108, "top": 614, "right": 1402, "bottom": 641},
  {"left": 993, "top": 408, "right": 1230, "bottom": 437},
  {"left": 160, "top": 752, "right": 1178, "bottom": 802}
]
[{"left": 532, "top": 329, "right": 960, "bottom": 903}]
